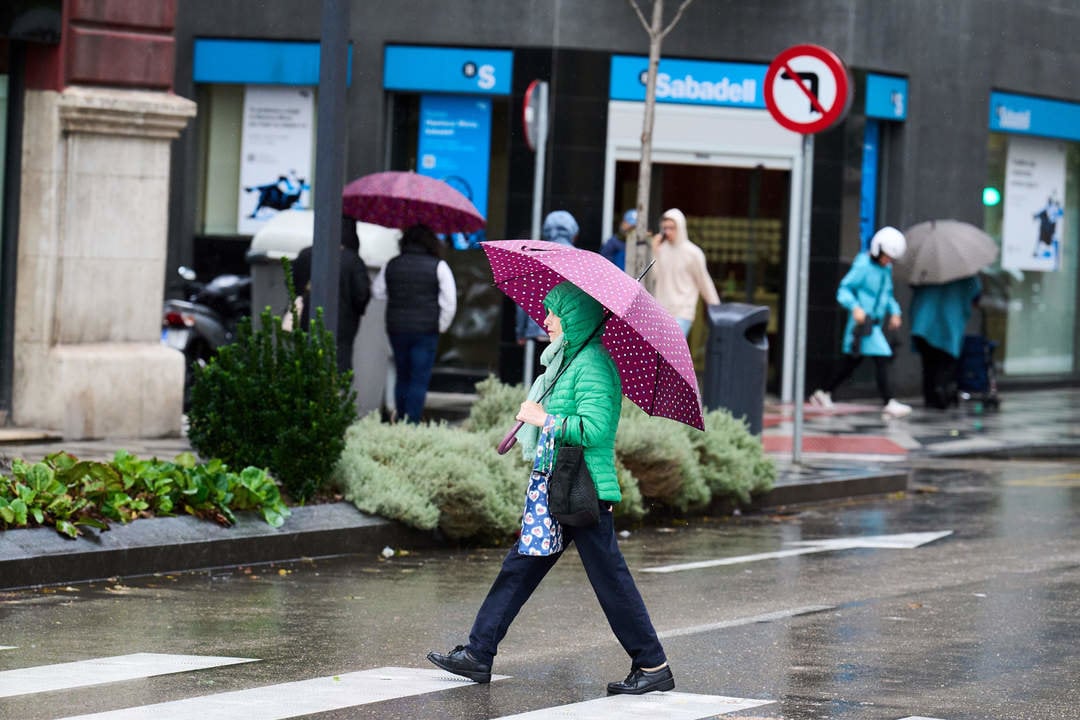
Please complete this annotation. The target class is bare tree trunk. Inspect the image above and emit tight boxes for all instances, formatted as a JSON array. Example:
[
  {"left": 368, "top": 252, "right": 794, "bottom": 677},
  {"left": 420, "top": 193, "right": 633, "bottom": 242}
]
[
  {"left": 626, "top": 0, "right": 664, "bottom": 287},
  {"left": 624, "top": 0, "right": 695, "bottom": 288}
]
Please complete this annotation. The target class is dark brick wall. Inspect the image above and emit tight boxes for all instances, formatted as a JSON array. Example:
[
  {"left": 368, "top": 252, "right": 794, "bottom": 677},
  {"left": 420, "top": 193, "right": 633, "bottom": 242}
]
[{"left": 26, "top": 0, "right": 176, "bottom": 91}]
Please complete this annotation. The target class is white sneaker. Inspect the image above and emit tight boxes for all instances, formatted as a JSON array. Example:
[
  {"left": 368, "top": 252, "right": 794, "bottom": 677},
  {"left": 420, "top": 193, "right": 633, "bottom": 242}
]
[
  {"left": 809, "top": 389, "right": 834, "bottom": 409},
  {"left": 882, "top": 399, "right": 912, "bottom": 418}
]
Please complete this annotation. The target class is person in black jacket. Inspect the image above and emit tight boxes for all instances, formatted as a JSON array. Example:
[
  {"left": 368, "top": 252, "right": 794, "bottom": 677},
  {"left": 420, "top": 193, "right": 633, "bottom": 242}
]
[
  {"left": 372, "top": 224, "right": 457, "bottom": 423},
  {"left": 291, "top": 217, "right": 372, "bottom": 373}
]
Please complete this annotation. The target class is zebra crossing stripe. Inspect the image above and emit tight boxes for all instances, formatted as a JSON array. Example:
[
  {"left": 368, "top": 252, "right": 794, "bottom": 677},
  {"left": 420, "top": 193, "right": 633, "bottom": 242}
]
[
  {"left": 490, "top": 691, "right": 774, "bottom": 719},
  {"left": 0, "top": 653, "right": 257, "bottom": 699},
  {"left": 56, "top": 666, "right": 510, "bottom": 720}
]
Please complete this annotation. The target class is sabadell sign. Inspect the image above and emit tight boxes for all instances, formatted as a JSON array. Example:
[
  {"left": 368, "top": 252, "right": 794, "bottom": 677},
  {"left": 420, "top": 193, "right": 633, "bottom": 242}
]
[{"left": 609, "top": 55, "right": 767, "bottom": 109}]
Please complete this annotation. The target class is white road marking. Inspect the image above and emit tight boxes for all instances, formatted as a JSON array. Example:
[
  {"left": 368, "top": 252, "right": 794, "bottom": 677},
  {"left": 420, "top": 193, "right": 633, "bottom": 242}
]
[
  {"left": 643, "top": 531, "right": 954, "bottom": 573},
  {"left": 491, "top": 691, "right": 773, "bottom": 719},
  {"left": 57, "top": 666, "right": 509, "bottom": 720},
  {"left": 658, "top": 605, "right": 834, "bottom": 639},
  {"left": 897, "top": 717, "right": 948, "bottom": 720},
  {"left": 0, "top": 646, "right": 15, "bottom": 651},
  {"left": 0, "top": 653, "right": 256, "bottom": 698}
]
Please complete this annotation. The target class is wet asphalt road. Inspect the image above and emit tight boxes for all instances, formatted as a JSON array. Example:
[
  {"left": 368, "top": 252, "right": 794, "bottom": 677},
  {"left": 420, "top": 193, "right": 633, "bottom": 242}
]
[{"left": 0, "top": 457, "right": 1078, "bottom": 720}]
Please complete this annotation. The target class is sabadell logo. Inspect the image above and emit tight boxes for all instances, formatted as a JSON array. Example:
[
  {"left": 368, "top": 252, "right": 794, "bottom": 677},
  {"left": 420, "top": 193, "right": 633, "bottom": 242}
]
[
  {"left": 640, "top": 70, "right": 757, "bottom": 104},
  {"left": 462, "top": 61, "right": 497, "bottom": 90}
]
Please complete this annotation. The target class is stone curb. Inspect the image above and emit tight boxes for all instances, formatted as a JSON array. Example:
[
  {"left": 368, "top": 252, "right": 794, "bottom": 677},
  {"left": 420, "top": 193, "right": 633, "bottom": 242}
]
[
  {"left": 0, "top": 467, "right": 916, "bottom": 590},
  {"left": 0, "top": 503, "right": 438, "bottom": 591}
]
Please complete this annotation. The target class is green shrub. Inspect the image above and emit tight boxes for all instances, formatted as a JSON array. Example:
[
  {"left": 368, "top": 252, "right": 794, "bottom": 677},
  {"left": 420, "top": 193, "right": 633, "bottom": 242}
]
[
  {"left": 335, "top": 415, "right": 525, "bottom": 543},
  {"left": 463, "top": 375, "right": 525, "bottom": 433},
  {"left": 187, "top": 262, "right": 357, "bottom": 502},
  {"left": 616, "top": 403, "right": 712, "bottom": 512},
  {"left": 688, "top": 408, "right": 777, "bottom": 504},
  {"left": 0, "top": 450, "right": 288, "bottom": 539}
]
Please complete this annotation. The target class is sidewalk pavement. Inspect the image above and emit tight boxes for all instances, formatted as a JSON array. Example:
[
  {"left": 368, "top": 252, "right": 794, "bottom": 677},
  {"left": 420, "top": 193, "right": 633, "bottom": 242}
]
[{"left": 2, "top": 386, "right": 1078, "bottom": 589}]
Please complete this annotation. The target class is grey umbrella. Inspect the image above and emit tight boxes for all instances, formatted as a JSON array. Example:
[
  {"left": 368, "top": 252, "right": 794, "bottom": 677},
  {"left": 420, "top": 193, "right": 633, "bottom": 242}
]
[{"left": 894, "top": 219, "right": 999, "bottom": 285}]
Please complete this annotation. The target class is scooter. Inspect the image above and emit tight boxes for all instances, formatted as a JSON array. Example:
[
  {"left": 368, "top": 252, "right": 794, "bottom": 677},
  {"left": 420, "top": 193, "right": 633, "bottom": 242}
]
[{"left": 161, "top": 266, "right": 252, "bottom": 408}]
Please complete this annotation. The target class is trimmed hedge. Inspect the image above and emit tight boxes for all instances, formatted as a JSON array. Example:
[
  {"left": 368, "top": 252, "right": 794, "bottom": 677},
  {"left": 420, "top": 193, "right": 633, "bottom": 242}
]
[{"left": 334, "top": 376, "right": 775, "bottom": 543}]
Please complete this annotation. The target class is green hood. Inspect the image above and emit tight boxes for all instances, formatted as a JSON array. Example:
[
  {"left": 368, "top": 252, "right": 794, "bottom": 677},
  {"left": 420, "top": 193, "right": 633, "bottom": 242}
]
[{"left": 543, "top": 281, "right": 606, "bottom": 349}]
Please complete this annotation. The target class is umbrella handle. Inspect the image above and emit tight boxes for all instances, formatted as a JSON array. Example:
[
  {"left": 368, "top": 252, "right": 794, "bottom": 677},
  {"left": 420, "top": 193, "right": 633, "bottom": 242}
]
[{"left": 497, "top": 421, "right": 524, "bottom": 455}]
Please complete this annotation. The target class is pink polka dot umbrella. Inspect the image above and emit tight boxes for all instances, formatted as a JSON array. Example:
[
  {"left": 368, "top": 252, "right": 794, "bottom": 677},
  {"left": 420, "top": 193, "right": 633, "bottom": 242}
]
[
  {"left": 481, "top": 239, "right": 705, "bottom": 441},
  {"left": 342, "top": 171, "right": 485, "bottom": 233}
]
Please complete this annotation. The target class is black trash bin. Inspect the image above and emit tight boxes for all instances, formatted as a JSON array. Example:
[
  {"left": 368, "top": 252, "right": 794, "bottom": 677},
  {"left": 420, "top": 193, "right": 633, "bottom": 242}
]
[{"left": 703, "top": 303, "right": 769, "bottom": 435}]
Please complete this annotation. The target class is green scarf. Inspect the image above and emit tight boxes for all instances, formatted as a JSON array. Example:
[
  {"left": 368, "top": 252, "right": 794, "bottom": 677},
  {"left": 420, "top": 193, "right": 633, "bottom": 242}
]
[{"left": 514, "top": 334, "right": 565, "bottom": 460}]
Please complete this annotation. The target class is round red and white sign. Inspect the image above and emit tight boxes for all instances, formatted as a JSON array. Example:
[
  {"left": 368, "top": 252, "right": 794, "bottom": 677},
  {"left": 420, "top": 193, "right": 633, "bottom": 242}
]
[{"left": 764, "top": 45, "right": 851, "bottom": 134}]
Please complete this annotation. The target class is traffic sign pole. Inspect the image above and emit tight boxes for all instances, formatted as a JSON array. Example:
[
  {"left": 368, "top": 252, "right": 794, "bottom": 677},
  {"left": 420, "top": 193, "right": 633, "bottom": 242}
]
[
  {"left": 792, "top": 133, "right": 814, "bottom": 464},
  {"left": 763, "top": 45, "right": 850, "bottom": 465},
  {"left": 523, "top": 80, "right": 549, "bottom": 387}
]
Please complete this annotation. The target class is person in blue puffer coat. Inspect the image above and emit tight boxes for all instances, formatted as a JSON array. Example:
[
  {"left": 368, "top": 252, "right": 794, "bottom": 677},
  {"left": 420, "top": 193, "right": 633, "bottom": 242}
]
[
  {"left": 428, "top": 281, "right": 674, "bottom": 696},
  {"left": 810, "top": 226, "right": 912, "bottom": 418}
]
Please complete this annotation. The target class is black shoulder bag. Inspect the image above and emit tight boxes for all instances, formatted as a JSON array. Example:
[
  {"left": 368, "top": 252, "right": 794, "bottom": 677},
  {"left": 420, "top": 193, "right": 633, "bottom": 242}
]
[{"left": 548, "top": 417, "right": 600, "bottom": 527}]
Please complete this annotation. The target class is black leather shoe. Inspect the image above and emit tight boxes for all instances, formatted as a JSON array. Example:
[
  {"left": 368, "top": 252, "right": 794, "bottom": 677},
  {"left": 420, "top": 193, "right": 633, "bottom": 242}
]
[
  {"left": 607, "top": 665, "right": 675, "bottom": 694},
  {"left": 427, "top": 645, "right": 491, "bottom": 683}
]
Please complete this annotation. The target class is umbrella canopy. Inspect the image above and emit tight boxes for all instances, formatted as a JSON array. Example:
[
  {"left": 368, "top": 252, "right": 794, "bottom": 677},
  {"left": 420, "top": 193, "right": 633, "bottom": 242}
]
[
  {"left": 894, "top": 219, "right": 999, "bottom": 285},
  {"left": 482, "top": 239, "right": 705, "bottom": 432},
  {"left": 341, "top": 171, "right": 485, "bottom": 234}
]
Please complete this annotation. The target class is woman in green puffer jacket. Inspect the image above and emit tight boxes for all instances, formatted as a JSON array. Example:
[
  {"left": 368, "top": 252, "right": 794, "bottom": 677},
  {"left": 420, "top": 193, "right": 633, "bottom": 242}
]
[{"left": 428, "top": 281, "right": 674, "bottom": 696}]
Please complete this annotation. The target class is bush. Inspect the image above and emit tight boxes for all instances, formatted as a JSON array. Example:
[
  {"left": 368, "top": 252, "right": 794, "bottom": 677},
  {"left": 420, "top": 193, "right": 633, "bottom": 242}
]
[
  {"left": 463, "top": 375, "right": 525, "bottom": 433},
  {"left": 0, "top": 450, "right": 288, "bottom": 539},
  {"left": 186, "top": 264, "right": 357, "bottom": 502},
  {"left": 332, "top": 376, "right": 773, "bottom": 542},
  {"left": 689, "top": 408, "right": 777, "bottom": 504},
  {"left": 335, "top": 415, "right": 525, "bottom": 543}
]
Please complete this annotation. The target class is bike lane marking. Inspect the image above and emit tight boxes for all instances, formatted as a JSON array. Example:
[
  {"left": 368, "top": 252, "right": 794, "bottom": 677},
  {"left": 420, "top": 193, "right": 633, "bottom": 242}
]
[
  {"left": 490, "top": 691, "right": 773, "bottom": 719},
  {"left": 56, "top": 667, "right": 510, "bottom": 720},
  {"left": 0, "top": 653, "right": 257, "bottom": 698}
]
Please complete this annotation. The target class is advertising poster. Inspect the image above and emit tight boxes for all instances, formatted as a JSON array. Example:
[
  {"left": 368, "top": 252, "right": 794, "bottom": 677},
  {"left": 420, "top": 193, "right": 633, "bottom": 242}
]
[
  {"left": 1002, "top": 136, "right": 1066, "bottom": 272},
  {"left": 417, "top": 94, "right": 491, "bottom": 249},
  {"left": 237, "top": 86, "right": 314, "bottom": 235}
]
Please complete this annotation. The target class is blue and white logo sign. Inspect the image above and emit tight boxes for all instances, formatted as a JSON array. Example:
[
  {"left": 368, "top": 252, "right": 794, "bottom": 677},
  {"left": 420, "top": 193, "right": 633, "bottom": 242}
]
[
  {"left": 610, "top": 55, "right": 766, "bottom": 108},
  {"left": 384, "top": 45, "right": 512, "bottom": 96},
  {"left": 418, "top": 94, "right": 492, "bottom": 249},
  {"left": 989, "top": 91, "right": 1080, "bottom": 142},
  {"left": 865, "top": 73, "right": 907, "bottom": 120}
]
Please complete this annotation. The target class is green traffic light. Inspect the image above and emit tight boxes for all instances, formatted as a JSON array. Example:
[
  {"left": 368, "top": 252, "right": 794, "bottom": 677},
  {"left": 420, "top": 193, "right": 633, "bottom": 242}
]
[{"left": 983, "top": 187, "right": 1001, "bottom": 206}]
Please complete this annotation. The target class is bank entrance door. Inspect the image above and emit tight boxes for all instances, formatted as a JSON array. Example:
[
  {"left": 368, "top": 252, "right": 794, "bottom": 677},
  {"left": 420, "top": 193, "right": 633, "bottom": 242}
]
[{"left": 610, "top": 158, "right": 789, "bottom": 390}]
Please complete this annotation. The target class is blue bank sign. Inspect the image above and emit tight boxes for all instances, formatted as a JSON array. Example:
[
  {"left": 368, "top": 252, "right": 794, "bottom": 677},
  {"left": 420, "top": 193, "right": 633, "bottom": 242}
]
[
  {"left": 865, "top": 73, "right": 908, "bottom": 120},
  {"left": 989, "top": 91, "right": 1080, "bottom": 142},
  {"left": 384, "top": 45, "right": 513, "bottom": 96},
  {"left": 610, "top": 55, "right": 767, "bottom": 108}
]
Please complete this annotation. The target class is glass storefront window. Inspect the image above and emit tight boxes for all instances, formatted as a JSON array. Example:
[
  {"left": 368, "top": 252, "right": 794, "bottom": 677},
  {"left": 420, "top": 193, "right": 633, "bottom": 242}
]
[
  {"left": 984, "top": 133, "right": 1079, "bottom": 376},
  {"left": 386, "top": 92, "right": 509, "bottom": 382},
  {"left": 195, "top": 84, "right": 317, "bottom": 237}
]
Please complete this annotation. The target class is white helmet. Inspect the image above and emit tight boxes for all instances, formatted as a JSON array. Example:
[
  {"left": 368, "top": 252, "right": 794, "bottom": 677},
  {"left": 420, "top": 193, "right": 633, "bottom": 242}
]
[{"left": 870, "top": 226, "right": 906, "bottom": 259}]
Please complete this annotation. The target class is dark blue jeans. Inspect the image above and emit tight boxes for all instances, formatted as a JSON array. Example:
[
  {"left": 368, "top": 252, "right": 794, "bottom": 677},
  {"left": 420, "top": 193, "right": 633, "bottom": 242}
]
[
  {"left": 466, "top": 503, "right": 667, "bottom": 670},
  {"left": 389, "top": 332, "right": 438, "bottom": 423}
]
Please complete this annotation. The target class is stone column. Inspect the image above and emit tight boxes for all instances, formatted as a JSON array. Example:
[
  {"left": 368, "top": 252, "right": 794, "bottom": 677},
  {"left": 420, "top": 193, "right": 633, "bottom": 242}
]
[{"left": 13, "top": 86, "right": 195, "bottom": 438}]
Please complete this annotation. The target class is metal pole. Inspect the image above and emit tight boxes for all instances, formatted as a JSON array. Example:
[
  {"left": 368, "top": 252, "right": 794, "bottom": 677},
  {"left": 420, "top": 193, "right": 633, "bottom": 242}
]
[
  {"left": 311, "top": 0, "right": 349, "bottom": 334},
  {"left": 791, "top": 133, "right": 814, "bottom": 464},
  {"left": 523, "top": 81, "right": 549, "bottom": 387}
]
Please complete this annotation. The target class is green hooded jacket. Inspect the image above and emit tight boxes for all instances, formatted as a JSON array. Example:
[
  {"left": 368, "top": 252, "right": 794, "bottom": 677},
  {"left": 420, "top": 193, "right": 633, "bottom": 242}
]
[{"left": 542, "top": 282, "right": 622, "bottom": 502}]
